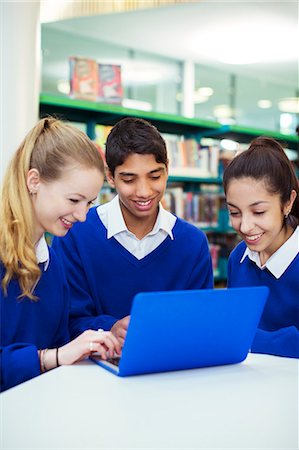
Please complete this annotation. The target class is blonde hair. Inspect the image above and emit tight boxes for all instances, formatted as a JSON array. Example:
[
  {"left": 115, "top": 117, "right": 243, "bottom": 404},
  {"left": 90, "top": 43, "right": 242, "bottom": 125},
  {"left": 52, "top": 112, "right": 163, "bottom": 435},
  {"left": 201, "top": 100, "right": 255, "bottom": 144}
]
[{"left": 0, "top": 117, "right": 104, "bottom": 299}]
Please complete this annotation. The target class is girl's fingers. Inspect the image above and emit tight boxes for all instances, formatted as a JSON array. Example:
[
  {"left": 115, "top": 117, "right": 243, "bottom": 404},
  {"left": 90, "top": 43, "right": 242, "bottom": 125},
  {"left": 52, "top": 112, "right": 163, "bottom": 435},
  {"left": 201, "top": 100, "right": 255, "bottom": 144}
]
[
  {"left": 88, "top": 331, "right": 122, "bottom": 358},
  {"left": 94, "top": 331, "right": 122, "bottom": 354}
]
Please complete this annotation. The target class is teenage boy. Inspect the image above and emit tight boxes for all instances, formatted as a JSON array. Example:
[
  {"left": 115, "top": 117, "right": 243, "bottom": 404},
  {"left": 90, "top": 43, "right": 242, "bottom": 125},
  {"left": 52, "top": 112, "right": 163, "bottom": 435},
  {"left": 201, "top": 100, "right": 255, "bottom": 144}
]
[{"left": 53, "top": 117, "right": 213, "bottom": 344}]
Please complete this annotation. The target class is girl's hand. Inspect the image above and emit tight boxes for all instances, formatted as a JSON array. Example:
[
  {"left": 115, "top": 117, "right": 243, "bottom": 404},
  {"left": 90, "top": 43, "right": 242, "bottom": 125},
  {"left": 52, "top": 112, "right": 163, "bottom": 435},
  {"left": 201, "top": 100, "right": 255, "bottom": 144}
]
[{"left": 58, "top": 329, "right": 122, "bottom": 366}]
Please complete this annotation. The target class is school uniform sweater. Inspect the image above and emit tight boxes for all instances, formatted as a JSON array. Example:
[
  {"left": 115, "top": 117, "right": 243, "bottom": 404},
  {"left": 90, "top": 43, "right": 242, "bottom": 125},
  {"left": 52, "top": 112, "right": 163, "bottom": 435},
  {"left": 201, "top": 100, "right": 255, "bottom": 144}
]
[
  {"left": 0, "top": 247, "right": 70, "bottom": 392},
  {"left": 227, "top": 240, "right": 299, "bottom": 358},
  {"left": 53, "top": 207, "right": 214, "bottom": 338}
]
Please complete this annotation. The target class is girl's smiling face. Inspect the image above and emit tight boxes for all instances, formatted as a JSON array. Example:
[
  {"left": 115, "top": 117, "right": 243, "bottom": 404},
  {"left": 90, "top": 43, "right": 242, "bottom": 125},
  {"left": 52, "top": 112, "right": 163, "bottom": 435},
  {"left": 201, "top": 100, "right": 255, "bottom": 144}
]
[
  {"left": 27, "top": 164, "right": 104, "bottom": 243},
  {"left": 226, "top": 177, "right": 295, "bottom": 264}
]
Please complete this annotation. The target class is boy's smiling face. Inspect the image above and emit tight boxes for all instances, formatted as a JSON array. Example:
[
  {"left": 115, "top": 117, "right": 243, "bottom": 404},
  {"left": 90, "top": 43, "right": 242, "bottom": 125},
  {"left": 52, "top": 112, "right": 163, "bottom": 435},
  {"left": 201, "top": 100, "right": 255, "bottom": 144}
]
[{"left": 106, "top": 153, "right": 168, "bottom": 233}]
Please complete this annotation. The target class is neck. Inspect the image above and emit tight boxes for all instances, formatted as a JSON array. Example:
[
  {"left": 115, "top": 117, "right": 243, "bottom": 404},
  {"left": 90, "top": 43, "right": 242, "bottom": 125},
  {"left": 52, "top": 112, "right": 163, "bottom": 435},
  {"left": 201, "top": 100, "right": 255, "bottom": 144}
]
[
  {"left": 122, "top": 210, "right": 159, "bottom": 240},
  {"left": 259, "top": 224, "right": 295, "bottom": 265}
]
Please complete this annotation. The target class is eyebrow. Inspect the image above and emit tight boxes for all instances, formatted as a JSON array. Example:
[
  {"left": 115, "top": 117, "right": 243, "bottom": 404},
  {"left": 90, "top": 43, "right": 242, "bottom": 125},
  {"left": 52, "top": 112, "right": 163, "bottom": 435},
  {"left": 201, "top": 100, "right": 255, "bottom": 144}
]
[
  {"left": 227, "top": 201, "right": 270, "bottom": 208},
  {"left": 69, "top": 193, "right": 98, "bottom": 202},
  {"left": 119, "top": 167, "right": 165, "bottom": 176}
]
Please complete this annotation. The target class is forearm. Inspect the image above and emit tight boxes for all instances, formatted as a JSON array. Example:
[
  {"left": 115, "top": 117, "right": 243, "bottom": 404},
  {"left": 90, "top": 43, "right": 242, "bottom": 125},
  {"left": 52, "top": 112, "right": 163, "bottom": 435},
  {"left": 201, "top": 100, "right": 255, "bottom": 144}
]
[{"left": 251, "top": 326, "right": 299, "bottom": 358}]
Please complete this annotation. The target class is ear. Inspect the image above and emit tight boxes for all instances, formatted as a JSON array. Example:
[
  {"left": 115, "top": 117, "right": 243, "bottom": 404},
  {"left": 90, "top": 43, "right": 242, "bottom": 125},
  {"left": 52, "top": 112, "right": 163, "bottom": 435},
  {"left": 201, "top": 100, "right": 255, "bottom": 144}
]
[
  {"left": 26, "top": 168, "right": 41, "bottom": 194},
  {"left": 284, "top": 189, "right": 297, "bottom": 216},
  {"left": 105, "top": 167, "right": 116, "bottom": 189}
]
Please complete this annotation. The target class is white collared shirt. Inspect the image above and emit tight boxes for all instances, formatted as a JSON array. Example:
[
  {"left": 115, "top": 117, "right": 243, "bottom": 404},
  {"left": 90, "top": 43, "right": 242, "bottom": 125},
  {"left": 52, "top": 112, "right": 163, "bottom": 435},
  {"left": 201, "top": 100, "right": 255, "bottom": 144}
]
[
  {"left": 35, "top": 235, "right": 50, "bottom": 271},
  {"left": 240, "top": 226, "right": 299, "bottom": 279},
  {"left": 97, "top": 195, "right": 177, "bottom": 259}
]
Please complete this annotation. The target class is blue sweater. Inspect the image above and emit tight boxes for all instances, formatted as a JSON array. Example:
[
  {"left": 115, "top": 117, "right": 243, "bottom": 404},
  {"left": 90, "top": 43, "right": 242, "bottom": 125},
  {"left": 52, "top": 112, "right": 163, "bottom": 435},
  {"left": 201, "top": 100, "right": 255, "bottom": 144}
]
[
  {"left": 53, "top": 207, "right": 213, "bottom": 337},
  {"left": 0, "top": 247, "right": 70, "bottom": 391},
  {"left": 228, "top": 241, "right": 299, "bottom": 358}
]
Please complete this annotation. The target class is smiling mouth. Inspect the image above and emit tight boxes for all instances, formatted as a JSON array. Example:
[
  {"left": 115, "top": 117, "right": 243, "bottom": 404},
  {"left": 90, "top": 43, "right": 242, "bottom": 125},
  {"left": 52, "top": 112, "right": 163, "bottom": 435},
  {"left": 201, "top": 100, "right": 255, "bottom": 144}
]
[
  {"left": 60, "top": 217, "right": 74, "bottom": 228},
  {"left": 245, "top": 232, "right": 264, "bottom": 242},
  {"left": 135, "top": 200, "right": 152, "bottom": 206}
]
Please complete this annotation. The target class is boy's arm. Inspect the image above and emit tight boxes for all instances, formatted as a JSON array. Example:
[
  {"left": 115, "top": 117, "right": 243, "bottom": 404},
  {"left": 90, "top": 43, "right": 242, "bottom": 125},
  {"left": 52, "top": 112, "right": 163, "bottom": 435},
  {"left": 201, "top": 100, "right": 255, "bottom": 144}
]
[{"left": 52, "top": 235, "right": 118, "bottom": 338}]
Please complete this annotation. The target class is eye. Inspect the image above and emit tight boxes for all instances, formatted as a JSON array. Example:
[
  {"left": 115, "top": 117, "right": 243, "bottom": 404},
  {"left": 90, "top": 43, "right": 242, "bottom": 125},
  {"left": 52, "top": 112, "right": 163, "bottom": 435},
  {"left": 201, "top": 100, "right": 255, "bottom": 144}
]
[
  {"left": 151, "top": 175, "right": 161, "bottom": 180},
  {"left": 88, "top": 200, "right": 95, "bottom": 206},
  {"left": 228, "top": 210, "right": 240, "bottom": 216},
  {"left": 69, "top": 198, "right": 79, "bottom": 204},
  {"left": 254, "top": 211, "right": 265, "bottom": 215},
  {"left": 122, "top": 179, "right": 134, "bottom": 184}
]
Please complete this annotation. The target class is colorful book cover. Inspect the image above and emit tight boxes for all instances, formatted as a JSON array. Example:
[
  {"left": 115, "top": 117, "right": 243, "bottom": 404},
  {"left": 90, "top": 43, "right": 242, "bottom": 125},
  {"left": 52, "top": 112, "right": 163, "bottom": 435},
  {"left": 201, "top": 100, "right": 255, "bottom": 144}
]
[
  {"left": 98, "top": 64, "right": 123, "bottom": 104},
  {"left": 69, "top": 56, "right": 98, "bottom": 102}
]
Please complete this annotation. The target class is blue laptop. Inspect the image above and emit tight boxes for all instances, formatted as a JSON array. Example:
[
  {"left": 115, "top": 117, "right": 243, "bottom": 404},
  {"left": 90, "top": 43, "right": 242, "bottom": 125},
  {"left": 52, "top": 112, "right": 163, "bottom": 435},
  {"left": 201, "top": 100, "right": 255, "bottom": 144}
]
[{"left": 90, "top": 286, "right": 268, "bottom": 376}]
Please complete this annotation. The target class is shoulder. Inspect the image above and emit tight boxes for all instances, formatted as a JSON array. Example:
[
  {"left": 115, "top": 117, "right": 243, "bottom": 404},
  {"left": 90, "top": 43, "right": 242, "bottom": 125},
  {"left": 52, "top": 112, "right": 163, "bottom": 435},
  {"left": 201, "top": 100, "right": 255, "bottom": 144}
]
[
  {"left": 174, "top": 217, "right": 208, "bottom": 241},
  {"left": 174, "top": 217, "right": 209, "bottom": 236}
]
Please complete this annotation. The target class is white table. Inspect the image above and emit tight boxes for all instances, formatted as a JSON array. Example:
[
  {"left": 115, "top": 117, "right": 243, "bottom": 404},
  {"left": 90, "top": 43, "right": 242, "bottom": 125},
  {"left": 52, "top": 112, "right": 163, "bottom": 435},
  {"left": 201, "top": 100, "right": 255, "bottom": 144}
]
[{"left": 1, "top": 353, "right": 298, "bottom": 449}]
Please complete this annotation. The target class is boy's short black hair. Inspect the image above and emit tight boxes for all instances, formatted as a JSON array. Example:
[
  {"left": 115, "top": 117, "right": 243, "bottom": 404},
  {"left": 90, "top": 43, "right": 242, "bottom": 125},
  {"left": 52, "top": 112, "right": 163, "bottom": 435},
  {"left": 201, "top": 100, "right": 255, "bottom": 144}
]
[{"left": 105, "top": 117, "right": 168, "bottom": 175}]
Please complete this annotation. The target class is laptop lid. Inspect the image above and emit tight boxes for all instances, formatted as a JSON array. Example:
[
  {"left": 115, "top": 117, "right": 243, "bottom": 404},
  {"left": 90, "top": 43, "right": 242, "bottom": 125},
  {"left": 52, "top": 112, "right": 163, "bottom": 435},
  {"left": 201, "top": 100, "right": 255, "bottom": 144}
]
[{"left": 90, "top": 286, "right": 268, "bottom": 376}]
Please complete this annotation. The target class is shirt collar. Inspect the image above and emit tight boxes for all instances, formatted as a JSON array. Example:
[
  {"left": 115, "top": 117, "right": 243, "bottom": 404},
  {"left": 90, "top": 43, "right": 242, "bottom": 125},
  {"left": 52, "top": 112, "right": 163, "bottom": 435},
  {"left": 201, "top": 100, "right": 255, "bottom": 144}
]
[
  {"left": 35, "top": 235, "right": 50, "bottom": 271},
  {"left": 240, "top": 226, "right": 299, "bottom": 279},
  {"left": 106, "top": 195, "right": 174, "bottom": 240}
]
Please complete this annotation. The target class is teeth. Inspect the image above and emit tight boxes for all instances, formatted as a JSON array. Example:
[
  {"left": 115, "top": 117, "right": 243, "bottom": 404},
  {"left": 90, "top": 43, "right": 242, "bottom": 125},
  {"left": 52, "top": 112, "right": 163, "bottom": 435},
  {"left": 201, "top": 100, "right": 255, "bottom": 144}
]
[
  {"left": 61, "top": 218, "right": 72, "bottom": 225},
  {"left": 136, "top": 200, "right": 151, "bottom": 206},
  {"left": 246, "top": 233, "right": 263, "bottom": 241}
]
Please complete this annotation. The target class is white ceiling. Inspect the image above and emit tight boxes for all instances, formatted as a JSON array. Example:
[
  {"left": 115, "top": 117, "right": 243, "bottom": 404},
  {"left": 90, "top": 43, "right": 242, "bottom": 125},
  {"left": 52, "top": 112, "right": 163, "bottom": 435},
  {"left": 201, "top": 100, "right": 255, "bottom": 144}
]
[{"left": 44, "top": 0, "right": 299, "bottom": 88}]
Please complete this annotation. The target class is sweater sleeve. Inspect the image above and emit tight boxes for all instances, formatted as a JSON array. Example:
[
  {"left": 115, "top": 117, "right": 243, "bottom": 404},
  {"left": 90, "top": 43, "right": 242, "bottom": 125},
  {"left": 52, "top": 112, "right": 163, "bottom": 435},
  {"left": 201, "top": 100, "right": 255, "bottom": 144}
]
[
  {"left": 251, "top": 326, "right": 299, "bottom": 358},
  {"left": 52, "top": 234, "right": 118, "bottom": 338},
  {"left": 0, "top": 343, "right": 40, "bottom": 392}
]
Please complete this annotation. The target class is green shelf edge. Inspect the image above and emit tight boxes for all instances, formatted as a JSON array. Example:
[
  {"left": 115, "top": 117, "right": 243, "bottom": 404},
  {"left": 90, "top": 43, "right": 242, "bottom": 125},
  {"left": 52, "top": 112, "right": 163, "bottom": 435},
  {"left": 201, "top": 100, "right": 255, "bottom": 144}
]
[
  {"left": 40, "top": 94, "right": 222, "bottom": 131},
  {"left": 40, "top": 93, "right": 299, "bottom": 144}
]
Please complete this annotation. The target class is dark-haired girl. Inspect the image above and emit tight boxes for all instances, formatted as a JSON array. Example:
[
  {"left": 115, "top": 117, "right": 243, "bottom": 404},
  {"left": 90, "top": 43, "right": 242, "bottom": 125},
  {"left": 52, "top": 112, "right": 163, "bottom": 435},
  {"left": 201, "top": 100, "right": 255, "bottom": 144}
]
[{"left": 223, "top": 137, "right": 299, "bottom": 358}]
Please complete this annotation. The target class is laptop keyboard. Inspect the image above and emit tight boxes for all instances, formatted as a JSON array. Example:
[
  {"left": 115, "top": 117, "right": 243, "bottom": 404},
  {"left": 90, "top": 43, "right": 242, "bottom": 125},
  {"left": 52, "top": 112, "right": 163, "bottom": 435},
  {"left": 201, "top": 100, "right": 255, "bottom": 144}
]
[{"left": 106, "top": 356, "right": 121, "bottom": 367}]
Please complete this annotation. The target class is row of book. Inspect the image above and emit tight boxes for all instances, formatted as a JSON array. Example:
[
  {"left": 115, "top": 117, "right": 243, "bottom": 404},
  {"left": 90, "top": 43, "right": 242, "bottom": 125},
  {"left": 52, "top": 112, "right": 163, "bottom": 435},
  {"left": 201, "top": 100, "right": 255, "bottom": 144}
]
[
  {"left": 163, "top": 186, "right": 229, "bottom": 228},
  {"left": 69, "top": 57, "right": 123, "bottom": 104},
  {"left": 165, "top": 136, "right": 220, "bottom": 178}
]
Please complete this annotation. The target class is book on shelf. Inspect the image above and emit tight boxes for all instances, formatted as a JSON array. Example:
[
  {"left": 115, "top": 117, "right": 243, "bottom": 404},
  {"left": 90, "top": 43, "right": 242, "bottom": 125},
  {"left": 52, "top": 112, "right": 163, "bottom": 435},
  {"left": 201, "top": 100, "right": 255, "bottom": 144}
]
[
  {"left": 94, "top": 124, "right": 113, "bottom": 162},
  {"left": 69, "top": 57, "right": 123, "bottom": 104},
  {"left": 98, "top": 64, "right": 123, "bottom": 104},
  {"left": 69, "top": 56, "right": 99, "bottom": 102},
  {"left": 163, "top": 186, "right": 222, "bottom": 227},
  {"left": 164, "top": 135, "right": 220, "bottom": 178}
]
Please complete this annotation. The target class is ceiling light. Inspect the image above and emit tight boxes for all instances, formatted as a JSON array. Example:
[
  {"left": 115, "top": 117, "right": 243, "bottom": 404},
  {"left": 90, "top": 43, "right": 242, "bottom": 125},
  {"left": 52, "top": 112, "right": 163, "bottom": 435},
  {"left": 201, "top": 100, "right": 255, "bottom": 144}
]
[
  {"left": 258, "top": 100, "right": 272, "bottom": 109},
  {"left": 193, "top": 93, "right": 209, "bottom": 104},
  {"left": 278, "top": 97, "right": 299, "bottom": 114},
  {"left": 197, "top": 87, "right": 214, "bottom": 97},
  {"left": 213, "top": 104, "right": 234, "bottom": 119}
]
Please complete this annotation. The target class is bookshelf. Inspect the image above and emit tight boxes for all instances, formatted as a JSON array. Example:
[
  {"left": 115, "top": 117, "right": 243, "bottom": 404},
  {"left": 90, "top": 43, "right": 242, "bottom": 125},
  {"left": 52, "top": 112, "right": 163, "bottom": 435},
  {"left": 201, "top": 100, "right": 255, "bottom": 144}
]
[
  {"left": 40, "top": 94, "right": 299, "bottom": 150},
  {"left": 39, "top": 94, "right": 299, "bottom": 283}
]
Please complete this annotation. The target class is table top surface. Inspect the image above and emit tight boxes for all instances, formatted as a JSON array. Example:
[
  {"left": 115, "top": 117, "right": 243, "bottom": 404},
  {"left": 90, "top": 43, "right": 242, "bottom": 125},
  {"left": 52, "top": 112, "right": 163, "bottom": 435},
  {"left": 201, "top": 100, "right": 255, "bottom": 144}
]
[{"left": 1, "top": 353, "right": 298, "bottom": 449}]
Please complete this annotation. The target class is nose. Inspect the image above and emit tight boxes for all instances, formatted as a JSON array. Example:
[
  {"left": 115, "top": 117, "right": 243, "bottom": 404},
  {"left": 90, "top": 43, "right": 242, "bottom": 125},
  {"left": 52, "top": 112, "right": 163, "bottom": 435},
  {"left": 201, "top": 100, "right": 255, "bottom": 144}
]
[
  {"left": 135, "top": 179, "right": 152, "bottom": 198},
  {"left": 239, "top": 214, "right": 254, "bottom": 234},
  {"left": 73, "top": 204, "right": 88, "bottom": 222}
]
